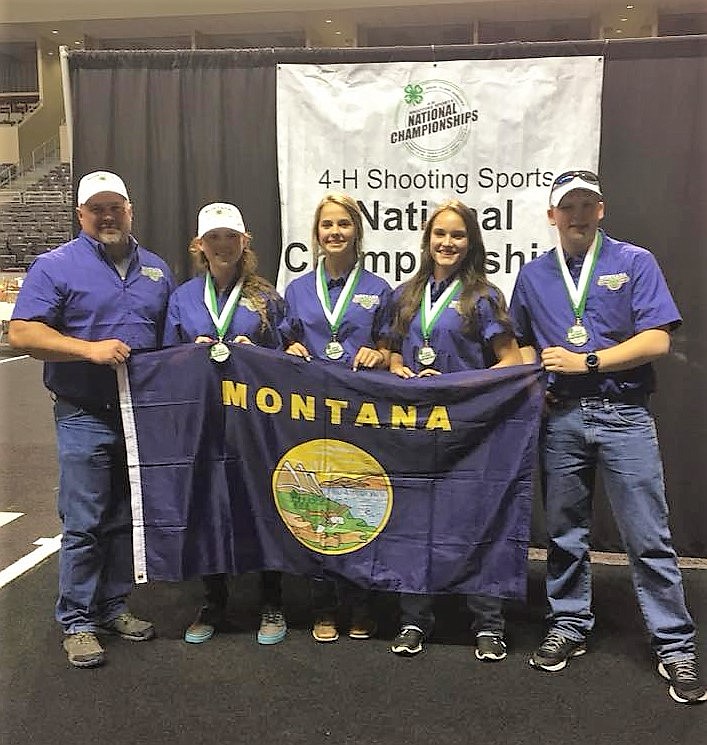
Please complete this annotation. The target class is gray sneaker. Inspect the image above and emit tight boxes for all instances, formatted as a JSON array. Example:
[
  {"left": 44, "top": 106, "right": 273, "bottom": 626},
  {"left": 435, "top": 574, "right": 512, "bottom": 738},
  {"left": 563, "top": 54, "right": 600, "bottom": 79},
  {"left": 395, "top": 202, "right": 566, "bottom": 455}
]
[
  {"left": 63, "top": 631, "right": 105, "bottom": 668},
  {"left": 99, "top": 612, "right": 155, "bottom": 641}
]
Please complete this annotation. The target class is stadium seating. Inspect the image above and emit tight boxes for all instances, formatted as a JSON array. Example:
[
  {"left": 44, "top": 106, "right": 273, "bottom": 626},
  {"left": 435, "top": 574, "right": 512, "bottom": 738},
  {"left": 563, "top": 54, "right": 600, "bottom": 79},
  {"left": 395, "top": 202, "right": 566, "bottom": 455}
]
[{"left": 0, "top": 163, "right": 72, "bottom": 269}]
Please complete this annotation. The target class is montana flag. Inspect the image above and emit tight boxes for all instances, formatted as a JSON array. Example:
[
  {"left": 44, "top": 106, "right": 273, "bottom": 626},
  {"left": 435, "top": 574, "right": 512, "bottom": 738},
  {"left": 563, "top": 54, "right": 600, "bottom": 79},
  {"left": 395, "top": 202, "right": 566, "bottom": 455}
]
[{"left": 118, "top": 344, "right": 543, "bottom": 598}]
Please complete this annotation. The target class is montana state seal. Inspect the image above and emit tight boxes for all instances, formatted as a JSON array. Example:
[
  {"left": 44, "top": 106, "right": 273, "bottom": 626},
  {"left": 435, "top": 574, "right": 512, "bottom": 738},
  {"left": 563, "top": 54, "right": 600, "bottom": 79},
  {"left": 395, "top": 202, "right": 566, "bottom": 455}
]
[{"left": 272, "top": 439, "right": 393, "bottom": 555}]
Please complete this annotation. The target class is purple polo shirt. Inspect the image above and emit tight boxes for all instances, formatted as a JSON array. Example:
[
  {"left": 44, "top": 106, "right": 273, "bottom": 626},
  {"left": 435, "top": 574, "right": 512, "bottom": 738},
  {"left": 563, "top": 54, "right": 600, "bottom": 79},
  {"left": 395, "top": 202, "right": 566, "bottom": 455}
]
[
  {"left": 163, "top": 275, "right": 284, "bottom": 349},
  {"left": 12, "top": 231, "right": 175, "bottom": 406},
  {"left": 280, "top": 266, "right": 392, "bottom": 364},
  {"left": 509, "top": 230, "right": 681, "bottom": 398},
  {"left": 384, "top": 276, "right": 510, "bottom": 373}
]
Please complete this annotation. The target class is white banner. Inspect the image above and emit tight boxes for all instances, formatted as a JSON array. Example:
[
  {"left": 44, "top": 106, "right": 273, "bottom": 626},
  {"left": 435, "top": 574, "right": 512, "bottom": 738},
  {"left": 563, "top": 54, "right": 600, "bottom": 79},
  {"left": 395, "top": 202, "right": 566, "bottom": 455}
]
[{"left": 276, "top": 57, "right": 603, "bottom": 298}]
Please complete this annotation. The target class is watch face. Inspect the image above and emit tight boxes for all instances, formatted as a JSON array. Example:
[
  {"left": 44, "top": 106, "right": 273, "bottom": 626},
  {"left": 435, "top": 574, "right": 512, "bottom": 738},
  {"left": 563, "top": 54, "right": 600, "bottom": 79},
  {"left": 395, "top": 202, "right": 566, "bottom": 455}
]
[{"left": 586, "top": 353, "right": 599, "bottom": 370}]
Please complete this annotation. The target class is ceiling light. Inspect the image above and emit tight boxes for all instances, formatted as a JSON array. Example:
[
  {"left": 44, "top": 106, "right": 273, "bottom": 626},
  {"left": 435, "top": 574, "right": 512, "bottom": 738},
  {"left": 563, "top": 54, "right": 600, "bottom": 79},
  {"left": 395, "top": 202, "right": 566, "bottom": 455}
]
[
  {"left": 620, "top": 17, "right": 628, "bottom": 22},
  {"left": 325, "top": 19, "right": 332, "bottom": 24},
  {"left": 615, "top": 29, "right": 623, "bottom": 34},
  {"left": 74, "top": 40, "right": 82, "bottom": 45},
  {"left": 626, "top": 4, "right": 634, "bottom": 8},
  {"left": 335, "top": 31, "right": 342, "bottom": 35},
  {"left": 51, "top": 30, "right": 58, "bottom": 34}
]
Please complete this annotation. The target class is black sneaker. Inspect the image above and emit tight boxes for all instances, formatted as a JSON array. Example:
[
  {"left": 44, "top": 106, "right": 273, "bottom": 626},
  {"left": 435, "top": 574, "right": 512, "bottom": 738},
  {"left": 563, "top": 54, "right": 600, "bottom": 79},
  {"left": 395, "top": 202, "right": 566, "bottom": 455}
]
[
  {"left": 657, "top": 659, "right": 707, "bottom": 705},
  {"left": 529, "top": 630, "right": 586, "bottom": 672},
  {"left": 475, "top": 633, "right": 507, "bottom": 662},
  {"left": 390, "top": 627, "right": 424, "bottom": 656}
]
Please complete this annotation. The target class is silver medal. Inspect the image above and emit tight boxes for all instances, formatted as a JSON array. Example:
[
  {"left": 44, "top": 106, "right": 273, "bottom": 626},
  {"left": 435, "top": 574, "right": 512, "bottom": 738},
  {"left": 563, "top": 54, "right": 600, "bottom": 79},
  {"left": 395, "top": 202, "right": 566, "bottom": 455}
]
[
  {"left": 325, "top": 340, "right": 345, "bottom": 360},
  {"left": 210, "top": 341, "right": 231, "bottom": 362},
  {"left": 566, "top": 323, "right": 589, "bottom": 347},
  {"left": 417, "top": 345, "right": 437, "bottom": 366}
]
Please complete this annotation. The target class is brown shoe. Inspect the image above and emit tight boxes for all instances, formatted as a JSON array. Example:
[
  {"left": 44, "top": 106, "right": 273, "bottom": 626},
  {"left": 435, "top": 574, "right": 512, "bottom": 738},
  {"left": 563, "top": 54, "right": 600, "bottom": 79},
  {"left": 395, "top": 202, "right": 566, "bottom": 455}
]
[
  {"left": 63, "top": 631, "right": 105, "bottom": 668},
  {"left": 312, "top": 614, "right": 339, "bottom": 642},
  {"left": 349, "top": 616, "right": 377, "bottom": 640}
]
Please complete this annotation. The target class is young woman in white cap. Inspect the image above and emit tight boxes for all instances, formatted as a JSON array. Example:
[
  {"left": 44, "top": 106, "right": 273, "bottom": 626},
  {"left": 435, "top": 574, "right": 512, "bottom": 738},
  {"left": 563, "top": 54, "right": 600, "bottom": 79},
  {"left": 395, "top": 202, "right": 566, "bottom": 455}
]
[{"left": 164, "top": 202, "right": 287, "bottom": 646}]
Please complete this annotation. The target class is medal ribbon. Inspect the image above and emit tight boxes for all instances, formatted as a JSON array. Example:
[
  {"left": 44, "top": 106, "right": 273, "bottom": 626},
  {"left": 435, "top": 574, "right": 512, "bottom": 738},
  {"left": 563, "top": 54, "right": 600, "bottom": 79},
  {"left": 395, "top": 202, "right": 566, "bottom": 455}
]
[
  {"left": 420, "top": 278, "right": 462, "bottom": 340},
  {"left": 555, "top": 231, "right": 602, "bottom": 321},
  {"left": 203, "top": 273, "right": 244, "bottom": 340},
  {"left": 315, "top": 261, "right": 362, "bottom": 337}
]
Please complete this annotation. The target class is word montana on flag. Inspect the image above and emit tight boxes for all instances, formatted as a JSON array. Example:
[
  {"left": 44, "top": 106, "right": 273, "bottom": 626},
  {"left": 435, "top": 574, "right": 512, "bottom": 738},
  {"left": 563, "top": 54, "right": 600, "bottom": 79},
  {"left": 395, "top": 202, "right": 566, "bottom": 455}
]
[{"left": 118, "top": 344, "right": 543, "bottom": 598}]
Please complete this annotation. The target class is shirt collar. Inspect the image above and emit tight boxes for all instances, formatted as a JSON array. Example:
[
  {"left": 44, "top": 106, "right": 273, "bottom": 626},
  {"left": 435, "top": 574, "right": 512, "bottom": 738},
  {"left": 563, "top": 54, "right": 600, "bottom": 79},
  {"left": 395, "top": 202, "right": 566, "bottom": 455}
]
[
  {"left": 428, "top": 273, "right": 457, "bottom": 301},
  {"left": 560, "top": 229, "right": 603, "bottom": 266},
  {"left": 80, "top": 230, "right": 138, "bottom": 259},
  {"left": 324, "top": 266, "right": 353, "bottom": 290}
]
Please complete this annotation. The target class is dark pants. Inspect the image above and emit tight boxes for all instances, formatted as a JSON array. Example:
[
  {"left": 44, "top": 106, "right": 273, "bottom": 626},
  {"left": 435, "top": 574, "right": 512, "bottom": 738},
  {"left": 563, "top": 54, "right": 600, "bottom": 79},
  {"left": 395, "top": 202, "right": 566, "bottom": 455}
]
[
  {"left": 399, "top": 593, "right": 505, "bottom": 637},
  {"left": 202, "top": 570, "right": 283, "bottom": 614},
  {"left": 310, "top": 577, "right": 372, "bottom": 619}
]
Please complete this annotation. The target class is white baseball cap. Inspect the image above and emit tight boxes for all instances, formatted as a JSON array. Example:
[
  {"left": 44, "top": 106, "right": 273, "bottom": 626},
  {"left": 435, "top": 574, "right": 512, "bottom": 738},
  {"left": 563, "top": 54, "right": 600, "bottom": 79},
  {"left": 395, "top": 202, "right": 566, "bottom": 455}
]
[
  {"left": 549, "top": 170, "right": 603, "bottom": 207},
  {"left": 77, "top": 171, "right": 129, "bottom": 205},
  {"left": 197, "top": 202, "right": 246, "bottom": 238}
]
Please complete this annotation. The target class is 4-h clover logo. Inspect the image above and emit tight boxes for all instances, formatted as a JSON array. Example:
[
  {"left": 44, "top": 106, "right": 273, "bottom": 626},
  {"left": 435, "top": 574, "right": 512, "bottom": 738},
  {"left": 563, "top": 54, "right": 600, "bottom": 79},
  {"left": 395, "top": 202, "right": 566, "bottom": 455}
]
[
  {"left": 393, "top": 78, "right": 474, "bottom": 162},
  {"left": 404, "top": 83, "right": 423, "bottom": 105}
]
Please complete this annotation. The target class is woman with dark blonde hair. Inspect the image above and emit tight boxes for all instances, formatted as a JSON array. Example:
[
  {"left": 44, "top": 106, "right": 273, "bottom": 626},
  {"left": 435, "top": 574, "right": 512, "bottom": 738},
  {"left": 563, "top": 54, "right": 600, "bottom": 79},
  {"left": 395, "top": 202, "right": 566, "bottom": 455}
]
[
  {"left": 382, "top": 199, "right": 522, "bottom": 660},
  {"left": 280, "top": 192, "right": 392, "bottom": 642},
  {"left": 281, "top": 192, "right": 389, "bottom": 371},
  {"left": 165, "top": 203, "right": 282, "bottom": 351},
  {"left": 164, "top": 202, "right": 287, "bottom": 646}
]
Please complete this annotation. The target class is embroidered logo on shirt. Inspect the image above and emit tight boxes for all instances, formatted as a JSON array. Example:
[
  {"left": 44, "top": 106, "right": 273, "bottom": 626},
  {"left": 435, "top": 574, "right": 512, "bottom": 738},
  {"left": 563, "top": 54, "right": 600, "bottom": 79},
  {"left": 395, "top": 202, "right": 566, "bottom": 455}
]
[
  {"left": 597, "top": 273, "right": 630, "bottom": 291},
  {"left": 141, "top": 266, "right": 165, "bottom": 282},
  {"left": 352, "top": 294, "right": 380, "bottom": 310}
]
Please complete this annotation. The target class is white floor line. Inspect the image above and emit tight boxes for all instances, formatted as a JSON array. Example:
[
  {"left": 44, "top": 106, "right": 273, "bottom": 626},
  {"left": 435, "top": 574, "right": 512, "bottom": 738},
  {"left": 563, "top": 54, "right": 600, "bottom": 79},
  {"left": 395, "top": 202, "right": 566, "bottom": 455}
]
[
  {"left": 0, "top": 354, "right": 29, "bottom": 364},
  {"left": 0, "top": 511, "right": 23, "bottom": 527},
  {"left": 0, "top": 534, "right": 62, "bottom": 589}
]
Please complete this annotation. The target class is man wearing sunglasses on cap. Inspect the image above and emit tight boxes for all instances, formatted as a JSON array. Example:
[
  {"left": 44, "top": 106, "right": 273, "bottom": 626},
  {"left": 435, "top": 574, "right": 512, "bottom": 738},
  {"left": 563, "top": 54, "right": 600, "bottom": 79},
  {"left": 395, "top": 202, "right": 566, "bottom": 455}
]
[{"left": 509, "top": 170, "right": 705, "bottom": 705}]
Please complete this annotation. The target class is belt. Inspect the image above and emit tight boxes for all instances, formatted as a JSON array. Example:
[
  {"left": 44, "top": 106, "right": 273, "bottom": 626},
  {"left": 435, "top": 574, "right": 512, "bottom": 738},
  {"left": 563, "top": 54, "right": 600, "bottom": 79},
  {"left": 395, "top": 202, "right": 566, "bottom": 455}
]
[
  {"left": 54, "top": 394, "right": 118, "bottom": 417},
  {"left": 548, "top": 391, "right": 649, "bottom": 407}
]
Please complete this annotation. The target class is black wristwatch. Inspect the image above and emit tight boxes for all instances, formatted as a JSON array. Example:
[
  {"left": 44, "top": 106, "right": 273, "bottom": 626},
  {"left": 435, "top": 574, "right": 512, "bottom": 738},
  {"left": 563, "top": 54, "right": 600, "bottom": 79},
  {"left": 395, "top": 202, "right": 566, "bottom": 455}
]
[{"left": 585, "top": 352, "right": 600, "bottom": 373}]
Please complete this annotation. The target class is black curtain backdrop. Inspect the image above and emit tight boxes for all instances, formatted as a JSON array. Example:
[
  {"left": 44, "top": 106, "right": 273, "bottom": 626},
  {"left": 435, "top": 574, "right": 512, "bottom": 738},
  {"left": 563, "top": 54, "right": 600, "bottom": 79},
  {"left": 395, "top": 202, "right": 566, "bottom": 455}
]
[{"left": 68, "top": 36, "right": 707, "bottom": 556}]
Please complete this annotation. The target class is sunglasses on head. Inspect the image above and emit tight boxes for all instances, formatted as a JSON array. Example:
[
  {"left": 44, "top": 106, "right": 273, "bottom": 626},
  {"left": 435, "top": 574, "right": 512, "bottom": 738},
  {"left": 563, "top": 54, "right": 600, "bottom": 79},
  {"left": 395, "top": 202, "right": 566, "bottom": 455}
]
[{"left": 551, "top": 170, "right": 600, "bottom": 188}]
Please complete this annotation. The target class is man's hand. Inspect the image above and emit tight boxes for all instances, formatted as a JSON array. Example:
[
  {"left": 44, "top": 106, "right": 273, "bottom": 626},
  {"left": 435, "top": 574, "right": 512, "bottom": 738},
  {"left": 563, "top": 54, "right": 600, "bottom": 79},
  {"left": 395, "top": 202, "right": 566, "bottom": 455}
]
[
  {"left": 86, "top": 339, "right": 131, "bottom": 366},
  {"left": 540, "top": 346, "right": 586, "bottom": 374}
]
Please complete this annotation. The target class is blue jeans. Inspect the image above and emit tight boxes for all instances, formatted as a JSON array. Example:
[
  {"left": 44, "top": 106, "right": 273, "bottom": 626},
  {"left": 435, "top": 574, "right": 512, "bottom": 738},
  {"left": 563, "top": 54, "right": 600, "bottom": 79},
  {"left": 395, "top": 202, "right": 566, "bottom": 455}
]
[
  {"left": 400, "top": 593, "right": 505, "bottom": 637},
  {"left": 541, "top": 398, "right": 696, "bottom": 662},
  {"left": 54, "top": 398, "right": 133, "bottom": 633}
]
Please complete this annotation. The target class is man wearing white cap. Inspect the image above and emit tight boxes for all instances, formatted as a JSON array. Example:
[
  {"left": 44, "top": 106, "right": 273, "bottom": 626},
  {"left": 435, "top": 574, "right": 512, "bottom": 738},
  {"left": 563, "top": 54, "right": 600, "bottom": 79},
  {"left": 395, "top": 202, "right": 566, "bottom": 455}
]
[
  {"left": 509, "top": 170, "right": 705, "bottom": 704},
  {"left": 9, "top": 170, "right": 175, "bottom": 668}
]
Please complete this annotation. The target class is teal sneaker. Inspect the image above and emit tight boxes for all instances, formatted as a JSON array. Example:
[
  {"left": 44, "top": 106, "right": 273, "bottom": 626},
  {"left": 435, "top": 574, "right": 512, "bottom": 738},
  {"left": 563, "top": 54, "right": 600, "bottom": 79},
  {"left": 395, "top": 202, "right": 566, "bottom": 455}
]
[
  {"left": 184, "top": 606, "right": 222, "bottom": 644},
  {"left": 257, "top": 607, "right": 287, "bottom": 645}
]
